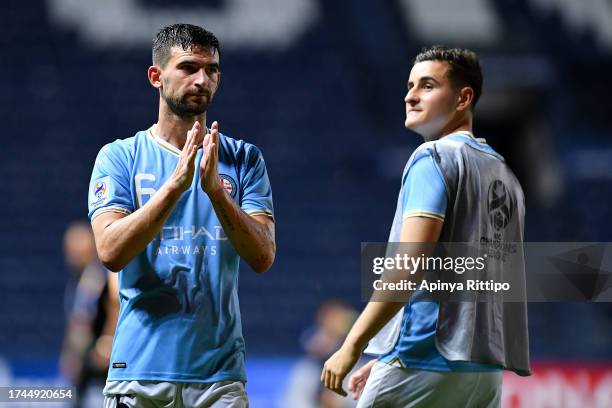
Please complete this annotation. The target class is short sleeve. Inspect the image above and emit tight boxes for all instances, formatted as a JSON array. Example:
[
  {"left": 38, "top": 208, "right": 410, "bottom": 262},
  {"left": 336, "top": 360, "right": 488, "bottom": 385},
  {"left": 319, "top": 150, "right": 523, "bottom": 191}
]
[
  {"left": 240, "top": 145, "right": 274, "bottom": 219},
  {"left": 401, "top": 153, "right": 447, "bottom": 222},
  {"left": 88, "top": 143, "right": 134, "bottom": 220}
]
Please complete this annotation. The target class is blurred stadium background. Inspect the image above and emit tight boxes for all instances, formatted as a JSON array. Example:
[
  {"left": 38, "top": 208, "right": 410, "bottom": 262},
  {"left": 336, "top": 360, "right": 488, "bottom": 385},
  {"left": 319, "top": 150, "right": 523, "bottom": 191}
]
[{"left": 1, "top": 0, "right": 612, "bottom": 407}]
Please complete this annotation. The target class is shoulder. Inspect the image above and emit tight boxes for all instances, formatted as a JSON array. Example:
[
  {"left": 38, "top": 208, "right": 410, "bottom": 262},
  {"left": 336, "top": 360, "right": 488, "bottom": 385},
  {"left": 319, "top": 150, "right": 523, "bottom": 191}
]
[
  {"left": 95, "top": 131, "right": 147, "bottom": 170},
  {"left": 408, "top": 135, "right": 500, "bottom": 172},
  {"left": 411, "top": 140, "right": 440, "bottom": 161},
  {"left": 402, "top": 137, "right": 471, "bottom": 184},
  {"left": 97, "top": 131, "right": 147, "bottom": 161},
  {"left": 408, "top": 137, "right": 469, "bottom": 164},
  {"left": 422, "top": 136, "right": 471, "bottom": 159},
  {"left": 402, "top": 140, "right": 439, "bottom": 179},
  {"left": 402, "top": 143, "right": 447, "bottom": 188}
]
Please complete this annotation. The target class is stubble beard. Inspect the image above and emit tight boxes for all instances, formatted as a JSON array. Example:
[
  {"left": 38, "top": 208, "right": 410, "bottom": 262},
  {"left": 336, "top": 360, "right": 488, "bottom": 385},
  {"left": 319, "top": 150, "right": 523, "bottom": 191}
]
[{"left": 162, "top": 88, "right": 211, "bottom": 118}]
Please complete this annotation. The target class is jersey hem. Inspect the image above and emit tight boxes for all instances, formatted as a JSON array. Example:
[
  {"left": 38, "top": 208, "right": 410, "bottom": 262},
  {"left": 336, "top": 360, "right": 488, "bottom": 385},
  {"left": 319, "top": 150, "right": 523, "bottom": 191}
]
[
  {"left": 403, "top": 211, "right": 445, "bottom": 222},
  {"left": 380, "top": 357, "right": 503, "bottom": 373},
  {"left": 90, "top": 206, "right": 132, "bottom": 220},
  {"left": 244, "top": 208, "right": 274, "bottom": 219}
]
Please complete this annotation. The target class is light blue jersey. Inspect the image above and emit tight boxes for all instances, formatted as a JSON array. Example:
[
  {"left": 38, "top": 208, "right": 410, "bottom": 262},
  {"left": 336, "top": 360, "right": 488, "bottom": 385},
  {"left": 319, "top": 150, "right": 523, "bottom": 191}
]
[
  {"left": 87, "top": 125, "right": 273, "bottom": 383},
  {"left": 380, "top": 132, "right": 501, "bottom": 372}
]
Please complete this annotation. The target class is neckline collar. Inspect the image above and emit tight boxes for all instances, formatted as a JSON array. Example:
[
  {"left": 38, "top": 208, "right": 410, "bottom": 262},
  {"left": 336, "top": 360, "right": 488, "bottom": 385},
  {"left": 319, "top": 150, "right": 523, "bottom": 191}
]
[
  {"left": 148, "top": 124, "right": 181, "bottom": 156},
  {"left": 147, "top": 123, "right": 211, "bottom": 157},
  {"left": 446, "top": 130, "right": 487, "bottom": 145}
]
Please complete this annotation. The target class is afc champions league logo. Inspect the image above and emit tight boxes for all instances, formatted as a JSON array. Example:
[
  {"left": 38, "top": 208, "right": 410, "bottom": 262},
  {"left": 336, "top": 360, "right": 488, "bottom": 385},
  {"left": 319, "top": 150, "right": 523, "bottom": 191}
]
[
  {"left": 94, "top": 181, "right": 107, "bottom": 199},
  {"left": 219, "top": 174, "right": 237, "bottom": 198},
  {"left": 487, "top": 180, "right": 515, "bottom": 231}
]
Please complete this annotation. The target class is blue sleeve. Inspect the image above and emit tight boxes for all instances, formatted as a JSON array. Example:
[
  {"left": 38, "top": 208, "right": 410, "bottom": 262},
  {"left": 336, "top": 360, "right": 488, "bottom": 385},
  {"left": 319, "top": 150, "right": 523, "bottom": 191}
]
[
  {"left": 87, "top": 143, "right": 134, "bottom": 220},
  {"left": 401, "top": 153, "right": 447, "bottom": 221},
  {"left": 240, "top": 145, "right": 274, "bottom": 218}
]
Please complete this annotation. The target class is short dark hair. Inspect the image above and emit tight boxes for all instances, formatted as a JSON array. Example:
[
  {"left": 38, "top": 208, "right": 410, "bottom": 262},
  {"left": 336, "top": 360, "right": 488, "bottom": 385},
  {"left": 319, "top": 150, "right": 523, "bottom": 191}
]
[
  {"left": 414, "top": 45, "right": 483, "bottom": 108},
  {"left": 152, "top": 24, "right": 220, "bottom": 67}
]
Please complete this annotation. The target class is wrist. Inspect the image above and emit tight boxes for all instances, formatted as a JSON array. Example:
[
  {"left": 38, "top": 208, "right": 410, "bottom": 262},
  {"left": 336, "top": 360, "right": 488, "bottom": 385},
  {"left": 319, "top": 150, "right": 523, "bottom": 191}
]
[
  {"left": 204, "top": 181, "right": 225, "bottom": 198},
  {"left": 344, "top": 327, "right": 370, "bottom": 353},
  {"left": 341, "top": 338, "right": 364, "bottom": 356},
  {"left": 163, "top": 178, "right": 185, "bottom": 199}
]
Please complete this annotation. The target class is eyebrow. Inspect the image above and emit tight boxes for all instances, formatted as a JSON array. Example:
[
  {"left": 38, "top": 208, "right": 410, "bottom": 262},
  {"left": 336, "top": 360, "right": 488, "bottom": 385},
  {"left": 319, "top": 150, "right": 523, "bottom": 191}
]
[
  {"left": 177, "top": 60, "right": 220, "bottom": 70},
  {"left": 407, "top": 76, "right": 441, "bottom": 87}
]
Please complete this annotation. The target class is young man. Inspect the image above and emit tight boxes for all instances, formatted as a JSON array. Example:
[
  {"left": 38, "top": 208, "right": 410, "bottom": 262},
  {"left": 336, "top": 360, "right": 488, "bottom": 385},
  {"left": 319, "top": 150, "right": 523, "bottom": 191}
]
[
  {"left": 321, "top": 46, "right": 529, "bottom": 407},
  {"left": 88, "top": 24, "right": 275, "bottom": 407}
]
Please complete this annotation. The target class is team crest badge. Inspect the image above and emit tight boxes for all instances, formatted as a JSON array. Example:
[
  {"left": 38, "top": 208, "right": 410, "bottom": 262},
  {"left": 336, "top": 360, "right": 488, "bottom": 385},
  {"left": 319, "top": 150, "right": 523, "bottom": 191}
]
[{"left": 219, "top": 174, "right": 237, "bottom": 198}]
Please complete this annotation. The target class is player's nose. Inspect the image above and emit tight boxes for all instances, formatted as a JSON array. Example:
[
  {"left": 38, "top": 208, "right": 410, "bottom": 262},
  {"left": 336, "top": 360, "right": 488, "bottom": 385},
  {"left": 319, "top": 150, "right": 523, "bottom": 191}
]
[
  {"left": 193, "top": 68, "right": 211, "bottom": 86},
  {"left": 405, "top": 89, "right": 419, "bottom": 105}
]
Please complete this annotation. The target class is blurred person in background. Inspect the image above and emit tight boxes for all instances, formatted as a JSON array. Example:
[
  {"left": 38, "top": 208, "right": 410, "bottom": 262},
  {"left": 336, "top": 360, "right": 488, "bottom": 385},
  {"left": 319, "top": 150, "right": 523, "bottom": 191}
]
[
  {"left": 283, "top": 301, "right": 359, "bottom": 408},
  {"left": 321, "top": 46, "right": 530, "bottom": 407},
  {"left": 60, "top": 221, "right": 118, "bottom": 408},
  {"left": 62, "top": 222, "right": 96, "bottom": 316},
  {"left": 88, "top": 23, "right": 275, "bottom": 407}
]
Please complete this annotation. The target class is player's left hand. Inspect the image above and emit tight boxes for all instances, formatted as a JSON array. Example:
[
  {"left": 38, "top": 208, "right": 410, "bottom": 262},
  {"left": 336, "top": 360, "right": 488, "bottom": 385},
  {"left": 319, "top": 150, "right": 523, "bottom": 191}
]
[
  {"left": 200, "top": 121, "right": 221, "bottom": 194},
  {"left": 321, "top": 344, "right": 361, "bottom": 397}
]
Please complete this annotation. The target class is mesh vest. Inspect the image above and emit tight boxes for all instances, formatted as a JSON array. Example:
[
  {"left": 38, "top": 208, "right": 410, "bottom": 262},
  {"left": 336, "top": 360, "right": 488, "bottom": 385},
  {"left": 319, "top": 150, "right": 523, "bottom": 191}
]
[
  {"left": 367, "top": 133, "right": 530, "bottom": 376},
  {"left": 431, "top": 135, "right": 530, "bottom": 376}
]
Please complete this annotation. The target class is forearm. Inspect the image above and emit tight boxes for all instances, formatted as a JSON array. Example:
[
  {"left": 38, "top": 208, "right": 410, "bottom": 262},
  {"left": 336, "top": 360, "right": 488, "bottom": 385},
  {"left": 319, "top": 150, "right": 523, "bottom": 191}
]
[
  {"left": 342, "top": 247, "right": 429, "bottom": 352},
  {"left": 342, "top": 220, "right": 443, "bottom": 353},
  {"left": 207, "top": 185, "right": 275, "bottom": 273},
  {"left": 96, "top": 180, "right": 183, "bottom": 271},
  {"left": 342, "top": 301, "right": 406, "bottom": 352}
]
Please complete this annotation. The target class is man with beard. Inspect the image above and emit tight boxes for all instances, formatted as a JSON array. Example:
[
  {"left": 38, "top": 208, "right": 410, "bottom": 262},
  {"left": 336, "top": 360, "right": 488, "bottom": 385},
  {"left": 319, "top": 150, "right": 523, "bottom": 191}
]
[{"left": 88, "top": 24, "right": 275, "bottom": 407}]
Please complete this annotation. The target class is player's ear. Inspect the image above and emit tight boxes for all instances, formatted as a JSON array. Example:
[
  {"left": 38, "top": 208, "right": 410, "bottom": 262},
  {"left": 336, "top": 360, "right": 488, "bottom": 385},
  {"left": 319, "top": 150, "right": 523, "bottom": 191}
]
[
  {"left": 456, "top": 86, "right": 474, "bottom": 112},
  {"left": 148, "top": 66, "right": 163, "bottom": 89}
]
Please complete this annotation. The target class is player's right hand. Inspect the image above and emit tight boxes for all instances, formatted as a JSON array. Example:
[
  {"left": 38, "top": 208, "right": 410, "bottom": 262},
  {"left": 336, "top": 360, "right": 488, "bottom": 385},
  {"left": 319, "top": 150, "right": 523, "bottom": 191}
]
[
  {"left": 171, "top": 121, "right": 202, "bottom": 192},
  {"left": 348, "top": 359, "right": 376, "bottom": 400}
]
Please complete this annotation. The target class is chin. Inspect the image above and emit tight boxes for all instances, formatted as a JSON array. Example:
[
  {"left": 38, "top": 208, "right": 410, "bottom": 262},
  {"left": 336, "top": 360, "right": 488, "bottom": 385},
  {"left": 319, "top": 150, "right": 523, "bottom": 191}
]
[
  {"left": 405, "top": 123, "right": 434, "bottom": 141},
  {"left": 404, "top": 119, "right": 421, "bottom": 133}
]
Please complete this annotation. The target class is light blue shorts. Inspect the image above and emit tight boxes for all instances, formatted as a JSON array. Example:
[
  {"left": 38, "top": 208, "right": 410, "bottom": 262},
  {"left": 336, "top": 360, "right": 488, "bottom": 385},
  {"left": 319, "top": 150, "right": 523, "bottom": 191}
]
[{"left": 357, "top": 361, "right": 502, "bottom": 408}]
